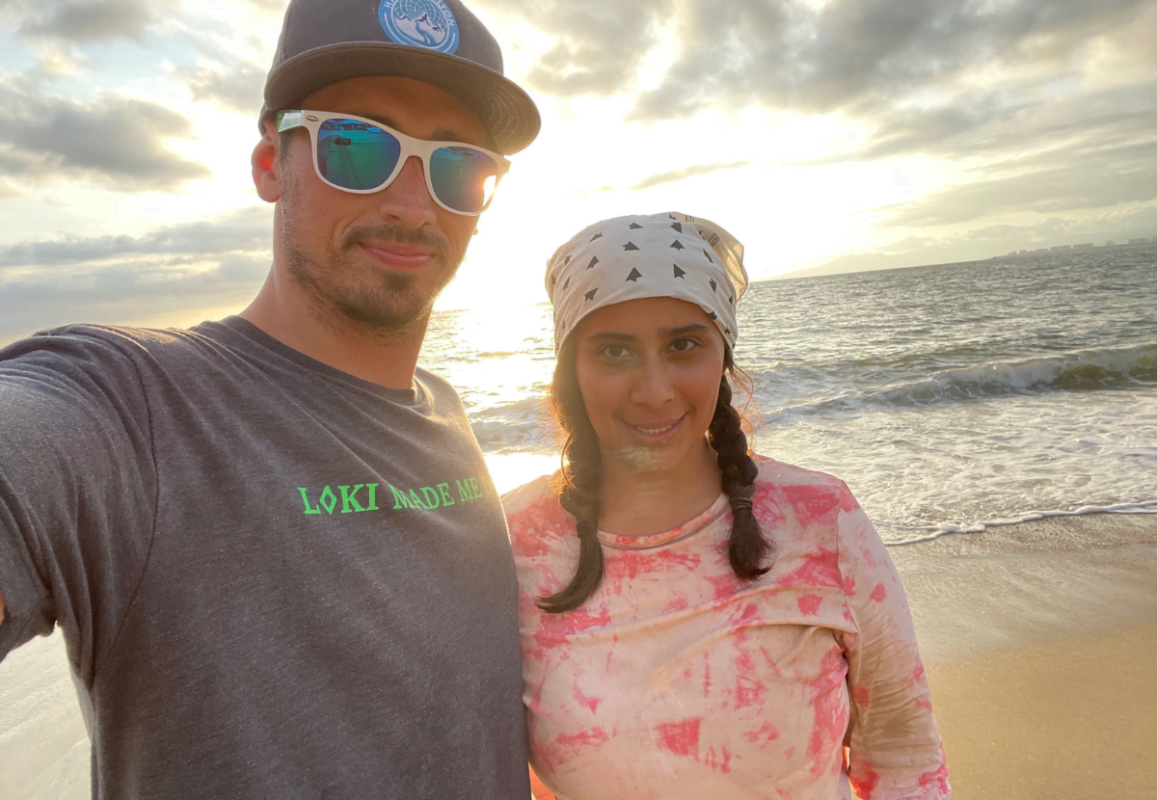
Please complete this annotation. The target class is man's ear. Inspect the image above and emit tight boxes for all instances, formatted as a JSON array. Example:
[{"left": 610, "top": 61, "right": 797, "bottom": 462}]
[{"left": 252, "top": 120, "right": 281, "bottom": 203}]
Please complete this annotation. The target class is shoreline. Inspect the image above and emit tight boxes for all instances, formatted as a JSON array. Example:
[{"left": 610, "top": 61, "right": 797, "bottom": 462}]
[{"left": 884, "top": 504, "right": 1157, "bottom": 545}]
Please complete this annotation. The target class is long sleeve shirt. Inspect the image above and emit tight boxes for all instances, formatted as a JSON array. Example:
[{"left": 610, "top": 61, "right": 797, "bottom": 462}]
[{"left": 504, "top": 456, "right": 949, "bottom": 800}]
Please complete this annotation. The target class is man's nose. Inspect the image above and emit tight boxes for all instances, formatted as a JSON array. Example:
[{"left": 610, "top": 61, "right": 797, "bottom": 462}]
[{"left": 378, "top": 155, "right": 438, "bottom": 228}]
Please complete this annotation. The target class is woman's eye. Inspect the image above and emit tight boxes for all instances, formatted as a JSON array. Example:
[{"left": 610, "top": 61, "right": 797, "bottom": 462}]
[
  {"left": 601, "top": 345, "right": 629, "bottom": 360},
  {"left": 671, "top": 337, "right": 700, "bottom": 353}
]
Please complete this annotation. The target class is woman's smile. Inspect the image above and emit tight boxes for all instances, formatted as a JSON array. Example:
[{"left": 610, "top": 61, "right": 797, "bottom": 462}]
[{"left": 622, "top": 414, "right": 685, "bottom": 442}]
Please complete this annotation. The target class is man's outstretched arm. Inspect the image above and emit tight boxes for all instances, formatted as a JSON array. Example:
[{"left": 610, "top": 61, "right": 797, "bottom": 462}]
[{"left": 0, "top": 331, "right": 157, "bottom": 675}]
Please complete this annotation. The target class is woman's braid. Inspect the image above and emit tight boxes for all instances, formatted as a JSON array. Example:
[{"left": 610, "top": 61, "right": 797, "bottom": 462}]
[
  {"left": 708, "top": 371, "right": 772, "bottom": 579},
  {"left": 538, "top": 349, "right": 606, "bottom": 613}
]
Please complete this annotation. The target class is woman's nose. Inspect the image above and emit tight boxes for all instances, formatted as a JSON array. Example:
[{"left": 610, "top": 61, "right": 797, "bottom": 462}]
[{"left": 630, "top": 359, "right": 676, "bottom": 407}]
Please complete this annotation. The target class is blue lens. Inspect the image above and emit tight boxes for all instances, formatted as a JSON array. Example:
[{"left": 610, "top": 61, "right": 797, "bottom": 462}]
[
  {"left": 316, "top": 119, "right": 401, "bottom": 191},
  {"left": 430, "top": 146, "right": 501, "bottom": 213}
]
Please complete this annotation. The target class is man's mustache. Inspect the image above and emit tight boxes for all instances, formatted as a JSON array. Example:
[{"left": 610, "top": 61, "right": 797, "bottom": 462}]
[{"left": 343, "top": 224, "right": 450, "bottom": 260}]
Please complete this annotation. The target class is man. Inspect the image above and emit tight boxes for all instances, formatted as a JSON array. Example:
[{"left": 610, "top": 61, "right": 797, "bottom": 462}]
[{"left": 0, "top": 0, "right": 539, "bottom": 797}]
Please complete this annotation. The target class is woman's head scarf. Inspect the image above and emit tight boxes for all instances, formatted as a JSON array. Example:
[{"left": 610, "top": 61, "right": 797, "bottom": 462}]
[{"left": 545, "top": 212, "right": 748, "bottom": 354}]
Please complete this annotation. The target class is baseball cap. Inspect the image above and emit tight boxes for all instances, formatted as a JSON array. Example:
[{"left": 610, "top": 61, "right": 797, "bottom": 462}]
[{"left": 261, "top": 0, "right": 541, "bottom": 155}]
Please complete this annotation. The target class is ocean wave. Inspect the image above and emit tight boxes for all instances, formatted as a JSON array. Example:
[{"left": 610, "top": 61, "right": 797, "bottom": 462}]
[
  {"left": 468, "top": 396, "right": 554, "bottom": 452},
  {"left": 880, "top": 499, "right": 1157, "bottom": 546},
  {"left": 767, "top": 341, "right": 1157, "bottom": 419}
]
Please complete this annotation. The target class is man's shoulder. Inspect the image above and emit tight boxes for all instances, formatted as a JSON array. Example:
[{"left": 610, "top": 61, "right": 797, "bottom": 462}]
[
  {"left": 3, "top": 321, "right": 222, "bottom": 366},
  {"left": 413, "top": 364, "right": 460, "bottom": 399},
  {"left": 0, "top": 321, "right": 254, "bottom": 411}
]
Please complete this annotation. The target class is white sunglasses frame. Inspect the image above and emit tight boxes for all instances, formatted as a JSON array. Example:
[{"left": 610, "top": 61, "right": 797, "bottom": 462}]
[{"left": 276, "top": 109, "right": 510, "bottom": 216}]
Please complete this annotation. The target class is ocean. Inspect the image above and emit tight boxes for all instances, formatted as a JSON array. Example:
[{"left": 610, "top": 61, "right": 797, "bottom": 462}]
[{"left": 431, "top": 243, "right": 1157, "bottom": 543}]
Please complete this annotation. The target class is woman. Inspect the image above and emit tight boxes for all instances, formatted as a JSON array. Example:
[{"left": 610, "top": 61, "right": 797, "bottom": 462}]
[{"left": 504, "top": 212, "right": 949, "bottom": 800}]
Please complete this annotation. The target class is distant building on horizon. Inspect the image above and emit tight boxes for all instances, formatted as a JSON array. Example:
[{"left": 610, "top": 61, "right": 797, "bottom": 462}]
[
  {"left": 1050, "top": 245, "right": 1071, "bottom": 251},
  {"left": 1073, "top": 243, "right": 1094, "bottom": 249},
  {"left": 1129, "top": 237, "right": 1151, "bottom": 244}
]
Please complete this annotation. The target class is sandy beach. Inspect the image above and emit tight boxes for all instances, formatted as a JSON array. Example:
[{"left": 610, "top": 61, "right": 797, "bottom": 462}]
[
  {"left": 893, "top": 513, "right": 1157, "bottom": 800},
  {"left": 3, "top": 512, "right": 1156, "bottom": 800}
]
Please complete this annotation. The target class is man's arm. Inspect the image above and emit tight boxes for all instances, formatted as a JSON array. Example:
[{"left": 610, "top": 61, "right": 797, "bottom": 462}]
[{"left": 0, "top": 330, "right": 157, "bottom": 676}]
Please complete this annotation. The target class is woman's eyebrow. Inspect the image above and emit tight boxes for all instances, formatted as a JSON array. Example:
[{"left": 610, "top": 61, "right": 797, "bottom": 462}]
[
  {"left": 660, "top": 324, "right": 709, "bottom": 336},
  {"left": 586, "top": 332, "right": 636, "bottom": 342}
]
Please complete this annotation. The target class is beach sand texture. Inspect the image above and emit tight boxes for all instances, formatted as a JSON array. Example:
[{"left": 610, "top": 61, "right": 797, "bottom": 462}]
[
  {"left": 3, "top": 514, "right": 1156, "bottom": 800},
  {"left": 896, "top": 513, "right": 1157, "bottom": 800}
]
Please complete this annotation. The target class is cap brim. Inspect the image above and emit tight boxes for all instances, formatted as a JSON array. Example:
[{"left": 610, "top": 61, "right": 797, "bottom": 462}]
[{"left": 262, "top": 42, "right": 540, "bottom": 155}]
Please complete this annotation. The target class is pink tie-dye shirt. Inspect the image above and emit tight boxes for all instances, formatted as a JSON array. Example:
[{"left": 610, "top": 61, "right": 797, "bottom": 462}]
[{"left": 504, "top": 456, "right": 949, "bottom": 800}]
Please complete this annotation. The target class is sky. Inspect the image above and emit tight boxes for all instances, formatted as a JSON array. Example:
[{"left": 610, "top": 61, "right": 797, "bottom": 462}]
[{"left": 1, "top": 0, "right": 1156, "bottom": 344}]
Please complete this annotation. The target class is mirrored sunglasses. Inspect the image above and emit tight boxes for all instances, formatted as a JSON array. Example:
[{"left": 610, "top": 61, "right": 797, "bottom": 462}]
[{"left": 276, "top": 110, "right": 509, "bottom": 216}]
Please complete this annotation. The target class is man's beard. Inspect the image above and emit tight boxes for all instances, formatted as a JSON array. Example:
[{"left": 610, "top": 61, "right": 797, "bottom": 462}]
[{"left": 282, "top": 207, "right": 459, "bottom": 333}]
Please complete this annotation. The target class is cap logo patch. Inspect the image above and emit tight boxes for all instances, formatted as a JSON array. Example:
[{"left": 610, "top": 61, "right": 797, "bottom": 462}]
[{"left": 379, "top": 0, "right": 460, "bottom": 54}]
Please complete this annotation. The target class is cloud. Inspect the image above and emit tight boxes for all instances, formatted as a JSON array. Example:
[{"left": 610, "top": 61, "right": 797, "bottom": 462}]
[
  {"left": 0, "top": 74, "right": 210, "bottom": 191},
  {"left": 178, "top": 61, "right": 266, "bottom": 115},
  {"left": 880, "top": 113, "right": 1157, "bottom": 227},
  {"left": 15, "top": 0, "right": 167, "bottom": 43},
  {"left": 628, "top": 0, "right": 1156, "bottom": 121},
  {"left": 485, "top": 0, "right": 674, "bottom": 95},
  {"left": 0, "top": 207, "right": 273, "bottom": 343},
  {"left": 26, "top": 40, "right": 91, "bottom": 78},
  {"left": 0, "top": 256, "right": 270, "bottom": 345},
  {"left": 496, "top": 0, "right": 1155, "bottom": 129},
  {"left": 241, "top": 0, "right": 287, "bottom": 11},
  {"left": 0, "top": 206, "right": 271, "bottom": 269},
  {"left": 630, "top": 160, "right": 750, "bottom": 190},
  {"left": 849, "top": 76, "right": 1157, "bottom": 162}
]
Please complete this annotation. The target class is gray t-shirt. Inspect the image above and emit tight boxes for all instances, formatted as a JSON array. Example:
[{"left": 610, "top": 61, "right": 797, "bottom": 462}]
[{"left": 0, "top": 318, "right": 530, "bottom": 800}]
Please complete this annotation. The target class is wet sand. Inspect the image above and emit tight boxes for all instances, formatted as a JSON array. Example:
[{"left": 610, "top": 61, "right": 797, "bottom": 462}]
[
  {"left": 4, "top": 514, "right": 1157, "bottom": 800},
  {"left": 893, "top": 513, "right": 1157, "bottom": 800},
  {"left": 0, "top": 633, "right": 88, "bottom": 800}
]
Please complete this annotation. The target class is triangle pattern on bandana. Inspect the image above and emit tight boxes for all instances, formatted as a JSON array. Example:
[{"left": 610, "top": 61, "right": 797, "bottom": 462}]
[{"left": 548, "top": 212, "right": 745, "bottom": 355}]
